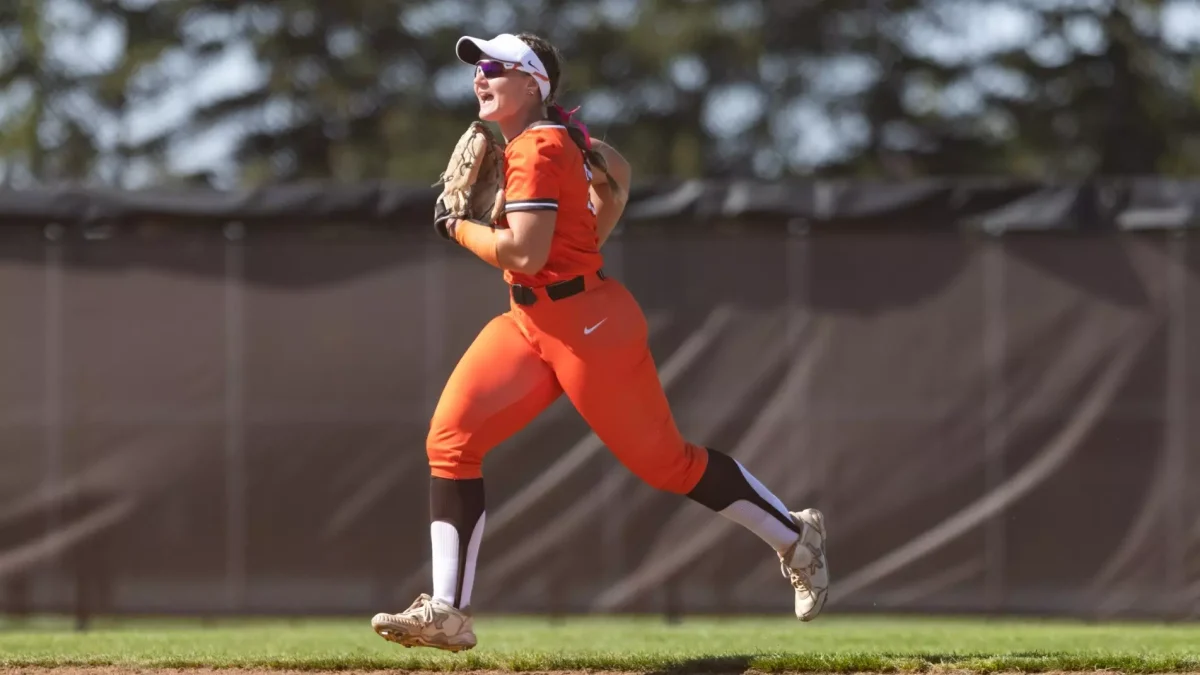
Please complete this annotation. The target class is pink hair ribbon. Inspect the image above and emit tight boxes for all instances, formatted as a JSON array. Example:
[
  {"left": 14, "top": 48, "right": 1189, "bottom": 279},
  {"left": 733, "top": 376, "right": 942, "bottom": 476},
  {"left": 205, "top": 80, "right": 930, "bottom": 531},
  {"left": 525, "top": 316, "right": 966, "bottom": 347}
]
[{"left": 552, "top": 104, "right": 592, "bottom": 149}]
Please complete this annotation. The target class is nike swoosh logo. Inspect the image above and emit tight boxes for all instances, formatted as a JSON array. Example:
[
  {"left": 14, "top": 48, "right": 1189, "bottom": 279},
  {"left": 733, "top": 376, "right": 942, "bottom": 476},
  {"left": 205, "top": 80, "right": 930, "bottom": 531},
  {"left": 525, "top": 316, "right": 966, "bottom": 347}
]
[{"left": 584, "top": 318, "right": 607, "bottom": 335}]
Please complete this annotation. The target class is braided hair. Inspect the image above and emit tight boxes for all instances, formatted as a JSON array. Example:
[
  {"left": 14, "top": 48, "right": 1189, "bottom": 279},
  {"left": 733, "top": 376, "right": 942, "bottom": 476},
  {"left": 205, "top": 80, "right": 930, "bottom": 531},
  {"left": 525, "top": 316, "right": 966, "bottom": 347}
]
[{"left": 516, "top": 33, "right": 622, "bottom": 197}]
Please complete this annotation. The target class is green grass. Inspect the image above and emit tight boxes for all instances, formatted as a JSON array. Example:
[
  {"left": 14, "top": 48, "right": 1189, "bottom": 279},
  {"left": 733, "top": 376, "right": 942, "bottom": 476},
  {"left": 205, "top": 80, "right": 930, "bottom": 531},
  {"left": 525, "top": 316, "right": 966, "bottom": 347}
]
[{"left": 1, "top": 614, "right": 1199, "bottom": 672}]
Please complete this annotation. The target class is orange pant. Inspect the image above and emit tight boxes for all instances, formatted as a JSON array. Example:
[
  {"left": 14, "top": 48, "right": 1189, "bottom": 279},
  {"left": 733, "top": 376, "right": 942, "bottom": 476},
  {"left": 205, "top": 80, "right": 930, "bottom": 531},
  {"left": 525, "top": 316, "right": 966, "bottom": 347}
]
[{"left": 427, "top": 272, "right": 709, "bottom": 494}]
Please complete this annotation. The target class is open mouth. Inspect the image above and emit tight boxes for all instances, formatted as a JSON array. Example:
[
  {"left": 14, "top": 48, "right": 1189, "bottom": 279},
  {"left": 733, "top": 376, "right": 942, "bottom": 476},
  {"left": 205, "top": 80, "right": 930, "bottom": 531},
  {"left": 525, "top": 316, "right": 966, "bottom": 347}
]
[{"left": 478, "top": 92, "right": 495, "bottom": 104}]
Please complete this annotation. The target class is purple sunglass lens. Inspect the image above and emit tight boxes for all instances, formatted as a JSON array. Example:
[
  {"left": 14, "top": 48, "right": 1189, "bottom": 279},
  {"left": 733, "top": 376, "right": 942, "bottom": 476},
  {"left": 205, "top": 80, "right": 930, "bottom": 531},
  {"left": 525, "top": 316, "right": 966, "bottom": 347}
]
[{"left": 477, "top": 61, "right": 507, "bottom": 78}]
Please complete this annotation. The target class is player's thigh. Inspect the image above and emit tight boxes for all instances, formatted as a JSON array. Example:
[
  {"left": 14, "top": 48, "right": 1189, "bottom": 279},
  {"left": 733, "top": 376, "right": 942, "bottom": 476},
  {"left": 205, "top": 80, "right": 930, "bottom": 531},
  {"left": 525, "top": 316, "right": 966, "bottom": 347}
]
[
  {"left": 565, "top": 344, "right": 705, "bottom": 492},
  {"left": 548, "top": 296, "right": 706, "bottom": 493},
  {"left": 428, "top": 313, "right": 563, "bottom": 478}
]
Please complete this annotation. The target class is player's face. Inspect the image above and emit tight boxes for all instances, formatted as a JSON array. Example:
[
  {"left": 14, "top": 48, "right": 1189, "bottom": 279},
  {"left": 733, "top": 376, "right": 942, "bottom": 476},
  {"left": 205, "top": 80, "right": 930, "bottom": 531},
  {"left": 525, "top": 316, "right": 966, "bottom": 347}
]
[{"left": 473, "top": 60, "right": 537, "bottom": 121}]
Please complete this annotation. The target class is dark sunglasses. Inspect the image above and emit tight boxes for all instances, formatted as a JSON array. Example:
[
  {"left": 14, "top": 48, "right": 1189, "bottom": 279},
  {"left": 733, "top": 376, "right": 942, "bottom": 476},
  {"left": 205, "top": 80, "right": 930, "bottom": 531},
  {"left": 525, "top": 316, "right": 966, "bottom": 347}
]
[{"left": 476, "top": 59, "right": 518, "bottom": 79}]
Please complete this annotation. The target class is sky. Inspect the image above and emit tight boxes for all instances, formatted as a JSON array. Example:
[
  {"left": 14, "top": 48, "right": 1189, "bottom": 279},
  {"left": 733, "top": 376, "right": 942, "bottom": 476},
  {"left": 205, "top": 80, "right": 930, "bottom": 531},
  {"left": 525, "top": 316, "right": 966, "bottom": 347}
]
[{"left": 4, "top": 0, "right": 1200, "bottom": 187}]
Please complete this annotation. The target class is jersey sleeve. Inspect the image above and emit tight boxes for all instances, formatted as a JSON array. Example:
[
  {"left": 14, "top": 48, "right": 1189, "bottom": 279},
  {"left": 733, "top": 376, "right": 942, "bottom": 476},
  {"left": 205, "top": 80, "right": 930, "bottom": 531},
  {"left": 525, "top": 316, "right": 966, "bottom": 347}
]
[{"left": 503, "top": 131, "right": 564, "bottom": 214}]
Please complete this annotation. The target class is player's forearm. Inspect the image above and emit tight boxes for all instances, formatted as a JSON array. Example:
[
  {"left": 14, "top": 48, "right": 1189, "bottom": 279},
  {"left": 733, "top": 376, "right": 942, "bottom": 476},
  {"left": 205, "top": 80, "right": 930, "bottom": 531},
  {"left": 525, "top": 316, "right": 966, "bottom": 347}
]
[
  {"left": 452, "top": 220, "right": 502, "bottom": 269},
  {"left": 454, "top": 219, "right": 548, "bottom": 274}
]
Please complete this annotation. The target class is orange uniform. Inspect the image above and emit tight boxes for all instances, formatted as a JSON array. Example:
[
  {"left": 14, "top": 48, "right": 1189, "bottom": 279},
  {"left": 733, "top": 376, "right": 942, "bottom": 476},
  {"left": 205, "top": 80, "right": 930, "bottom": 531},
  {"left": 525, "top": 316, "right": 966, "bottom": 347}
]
[
  {"left": 499, "top": 125, "right": 602, "bottom": 287},
  {"left": 426, "top": 124, "right": 710, "bottom": 493}
]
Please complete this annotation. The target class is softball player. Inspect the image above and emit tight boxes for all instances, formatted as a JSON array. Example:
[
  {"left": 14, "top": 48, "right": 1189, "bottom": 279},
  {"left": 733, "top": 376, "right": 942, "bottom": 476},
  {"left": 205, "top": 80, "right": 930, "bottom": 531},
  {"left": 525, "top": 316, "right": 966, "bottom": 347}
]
[{"left": 371, "top": 32, "right": 829, "bottom": 652}]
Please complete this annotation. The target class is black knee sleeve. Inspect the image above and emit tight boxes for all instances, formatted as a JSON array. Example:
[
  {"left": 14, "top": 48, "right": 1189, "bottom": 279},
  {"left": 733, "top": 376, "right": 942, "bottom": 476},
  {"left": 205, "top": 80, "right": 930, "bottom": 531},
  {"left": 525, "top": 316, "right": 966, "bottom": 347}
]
[{"left": 430, "top": 476, "right": 486, "bottom": 607}]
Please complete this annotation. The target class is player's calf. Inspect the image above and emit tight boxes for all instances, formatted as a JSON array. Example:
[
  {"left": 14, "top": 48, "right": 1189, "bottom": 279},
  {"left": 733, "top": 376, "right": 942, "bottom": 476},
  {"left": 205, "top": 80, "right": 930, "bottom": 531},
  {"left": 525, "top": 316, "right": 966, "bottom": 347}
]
[
  {"left": 685, "top": 448, "right": 803, "bottom": 551},
  {"left": 685, "top": 448, "right": 830, "bottom": 621}
]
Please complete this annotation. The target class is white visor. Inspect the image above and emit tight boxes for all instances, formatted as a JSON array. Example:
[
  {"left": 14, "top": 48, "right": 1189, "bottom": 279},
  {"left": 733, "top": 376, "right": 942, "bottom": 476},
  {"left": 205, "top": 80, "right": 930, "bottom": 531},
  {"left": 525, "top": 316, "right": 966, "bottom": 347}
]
[{"left": 455, "top": 33, "right": 552, "bottom": 101}]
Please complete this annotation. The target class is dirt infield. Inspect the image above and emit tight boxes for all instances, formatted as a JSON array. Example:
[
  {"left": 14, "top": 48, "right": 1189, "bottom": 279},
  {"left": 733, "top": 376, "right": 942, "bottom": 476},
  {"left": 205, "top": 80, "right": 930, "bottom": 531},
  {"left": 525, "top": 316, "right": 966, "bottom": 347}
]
[
  {"left": 0, "top": 671, "right": 621, "bottom": 675},
  {"left": 0, "top": 670, "right": 643, "bottom": 675},
  {"left": 2, "top": 662, "right": 1200, "bottom": 667},
  {"left": 0, "top": 669, "right": 639, "bottom": 675}
]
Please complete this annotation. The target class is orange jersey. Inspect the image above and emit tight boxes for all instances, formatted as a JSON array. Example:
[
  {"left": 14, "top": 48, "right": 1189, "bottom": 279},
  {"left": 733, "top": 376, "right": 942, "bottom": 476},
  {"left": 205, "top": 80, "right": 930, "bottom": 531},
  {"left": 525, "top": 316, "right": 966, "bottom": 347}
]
[{"left": 498, "top": 125, "right": 603, "bottom": 287}]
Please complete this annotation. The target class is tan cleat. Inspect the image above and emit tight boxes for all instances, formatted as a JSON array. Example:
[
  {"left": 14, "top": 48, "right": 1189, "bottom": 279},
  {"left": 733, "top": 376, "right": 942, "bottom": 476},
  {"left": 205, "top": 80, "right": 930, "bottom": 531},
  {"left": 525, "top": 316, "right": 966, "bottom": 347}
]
[
  {"left": 778, "top": 508, "right": 829, "bottom": 621},
  {"left": 371, "top": 594, "right": 477, "bottom": 652}
]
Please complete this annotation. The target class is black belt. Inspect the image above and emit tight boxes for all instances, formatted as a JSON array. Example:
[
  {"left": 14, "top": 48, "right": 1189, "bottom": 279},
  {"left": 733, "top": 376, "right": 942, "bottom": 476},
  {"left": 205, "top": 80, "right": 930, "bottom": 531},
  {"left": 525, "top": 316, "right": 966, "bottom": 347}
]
[{"left": 511, "top": 269, "right": 606, "bottom": 306}]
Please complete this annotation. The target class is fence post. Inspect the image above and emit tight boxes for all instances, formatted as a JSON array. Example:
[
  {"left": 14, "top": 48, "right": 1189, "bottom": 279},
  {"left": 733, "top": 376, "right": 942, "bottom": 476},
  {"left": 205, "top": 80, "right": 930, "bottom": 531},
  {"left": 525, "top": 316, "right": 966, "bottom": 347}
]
[
  {"left": 603, "top": 229, "right": 626, "bottom": 607},
  {"left": 43, "top": 223, "right": 67, "bottom": 625},
  {"left": 224, "top": 222, "right": 247, "bottom": 614},
  {"left": 982, "top": 235, "right": 1007, "bottom": 614},
  {"left": 784, "top": 215, "right": 813, "bottom": 614},
  {"left": 1165, "top": 231, "right": 1188, "bottom": 620}
]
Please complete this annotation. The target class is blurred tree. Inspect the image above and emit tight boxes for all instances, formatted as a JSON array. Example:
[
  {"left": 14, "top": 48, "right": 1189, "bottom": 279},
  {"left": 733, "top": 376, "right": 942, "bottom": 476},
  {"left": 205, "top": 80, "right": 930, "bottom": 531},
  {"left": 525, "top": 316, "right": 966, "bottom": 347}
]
[
  {"left": 0, "top": 0, "right": 1196, "bottom": 186},
  {"left": 985, "top": 0, "right": 1200, "bottom": 176},
  {"left": 768, "top": 0, "right": 1200, "bottom": 177}
]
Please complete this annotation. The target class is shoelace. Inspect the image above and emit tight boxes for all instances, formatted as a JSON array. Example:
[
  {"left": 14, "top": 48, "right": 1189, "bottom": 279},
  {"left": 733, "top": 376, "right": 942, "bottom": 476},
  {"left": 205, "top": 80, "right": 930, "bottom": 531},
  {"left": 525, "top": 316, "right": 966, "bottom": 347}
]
[
  {"left": 397, "top": 595, "right": 436, "bottom": 625},
  {"left": 782, "top": 559, "right": 811, "bottom": 592},
  {"left": 781, "top": 537, "right": 823, "bottom": 594}
]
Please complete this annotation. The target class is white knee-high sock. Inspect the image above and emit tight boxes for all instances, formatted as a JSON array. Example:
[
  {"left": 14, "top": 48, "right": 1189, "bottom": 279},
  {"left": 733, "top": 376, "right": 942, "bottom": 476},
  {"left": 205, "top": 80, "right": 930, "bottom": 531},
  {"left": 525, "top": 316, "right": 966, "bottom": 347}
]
[{"left": 431, "top": 513, "right": 485, "bottom": 607}]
